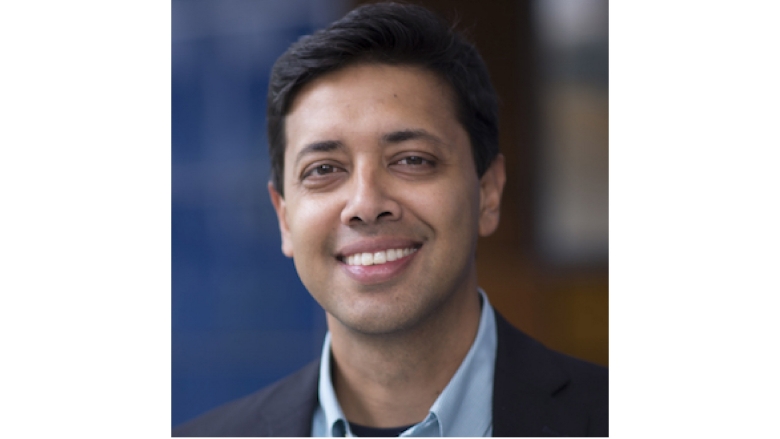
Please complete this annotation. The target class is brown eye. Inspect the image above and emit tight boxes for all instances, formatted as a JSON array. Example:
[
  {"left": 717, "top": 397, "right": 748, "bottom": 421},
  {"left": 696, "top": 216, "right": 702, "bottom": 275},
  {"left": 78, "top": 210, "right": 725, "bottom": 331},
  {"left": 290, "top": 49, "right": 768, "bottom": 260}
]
[
  {"left": 302, "top": 163, "right": 345, "bottom": 180},
  {"left": 402, "top": 156, "right": 424, "bottom": 165},
  {"left": 396, "top": 156, "right": 434, "bottom": 167},
  {"left": 313, "top": 164, "right": 336, "bottom": 175}
]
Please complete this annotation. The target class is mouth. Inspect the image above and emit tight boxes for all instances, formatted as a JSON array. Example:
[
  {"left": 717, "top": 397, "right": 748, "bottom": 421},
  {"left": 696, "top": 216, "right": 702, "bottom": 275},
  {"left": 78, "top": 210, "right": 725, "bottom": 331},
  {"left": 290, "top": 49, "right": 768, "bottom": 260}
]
[
  {"left": 335, "top": 241, "right": 423, "bottom": 285},
  {"left": 337, "top": 245, "right": 421, "bottom": 266}
]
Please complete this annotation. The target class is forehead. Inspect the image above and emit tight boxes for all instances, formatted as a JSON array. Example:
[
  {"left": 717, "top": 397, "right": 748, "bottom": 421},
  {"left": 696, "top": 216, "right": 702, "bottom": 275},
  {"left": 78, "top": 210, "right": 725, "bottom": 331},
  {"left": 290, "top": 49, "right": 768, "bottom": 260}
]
[
  {"left": 290, "top": 62, "right": 456, "bottom": 112},
  {"left": 284, "top": 63, "right": 460, "bottom": 149}
]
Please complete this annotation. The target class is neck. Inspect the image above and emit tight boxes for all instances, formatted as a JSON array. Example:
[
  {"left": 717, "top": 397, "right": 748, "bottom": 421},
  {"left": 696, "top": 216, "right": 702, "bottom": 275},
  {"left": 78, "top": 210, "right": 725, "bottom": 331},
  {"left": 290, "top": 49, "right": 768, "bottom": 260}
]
[{"left": 327, "top": 285, "right": 482, "bottom": 428}]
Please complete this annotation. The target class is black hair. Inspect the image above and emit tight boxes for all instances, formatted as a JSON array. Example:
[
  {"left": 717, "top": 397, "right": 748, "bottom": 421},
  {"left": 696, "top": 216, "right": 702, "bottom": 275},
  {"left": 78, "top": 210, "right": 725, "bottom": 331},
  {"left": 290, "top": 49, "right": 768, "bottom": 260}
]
[{"left": 266, "top": 2, "right": 499, "bottom": 195}]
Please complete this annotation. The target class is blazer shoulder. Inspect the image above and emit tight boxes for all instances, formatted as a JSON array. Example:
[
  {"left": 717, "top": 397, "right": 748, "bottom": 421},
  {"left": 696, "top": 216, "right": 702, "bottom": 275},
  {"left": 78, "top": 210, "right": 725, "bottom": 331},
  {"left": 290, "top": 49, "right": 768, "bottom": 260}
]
[
  {"left": 173, "top": 360, "right": 320, "bottom": 437},
  {"left": 544, "top": 349, "right": 608, "bottom": 436},
  {"left": 546, "top": 347, "right": 608, "bottom": 402},
  {"left": 494, "top": 309, "right": 607, "bottom": 398},
  {"left": 492, "top": 310, "right": 608, "bottom": 436}
]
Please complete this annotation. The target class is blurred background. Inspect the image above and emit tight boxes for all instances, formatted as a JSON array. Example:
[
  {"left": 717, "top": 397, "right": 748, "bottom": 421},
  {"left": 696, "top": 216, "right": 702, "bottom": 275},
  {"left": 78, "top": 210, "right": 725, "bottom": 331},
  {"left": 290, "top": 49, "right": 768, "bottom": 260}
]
[{"left": 172, "top": 0, "right": 608, "bottom": 428}]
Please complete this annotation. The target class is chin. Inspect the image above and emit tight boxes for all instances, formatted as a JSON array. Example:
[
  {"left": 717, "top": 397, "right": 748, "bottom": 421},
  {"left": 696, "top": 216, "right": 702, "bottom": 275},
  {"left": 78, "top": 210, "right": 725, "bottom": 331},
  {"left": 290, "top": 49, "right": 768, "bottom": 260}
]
[{"left": 330, "top": 297, "right": 441, "bottom": 337}]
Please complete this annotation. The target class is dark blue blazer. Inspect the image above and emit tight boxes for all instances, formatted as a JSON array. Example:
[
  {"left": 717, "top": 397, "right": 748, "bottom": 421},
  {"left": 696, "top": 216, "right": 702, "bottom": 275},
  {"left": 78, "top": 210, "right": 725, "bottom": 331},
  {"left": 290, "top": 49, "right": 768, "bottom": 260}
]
[{"left": 173, "top": 311, "right": 608, "bottom": 437}]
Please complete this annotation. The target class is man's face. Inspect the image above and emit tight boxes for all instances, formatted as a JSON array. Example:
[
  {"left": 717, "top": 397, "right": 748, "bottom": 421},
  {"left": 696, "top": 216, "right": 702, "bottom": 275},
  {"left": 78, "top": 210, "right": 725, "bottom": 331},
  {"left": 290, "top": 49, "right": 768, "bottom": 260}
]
[{"left": 269, "top": 63, "right": 504, "bottom": 335}]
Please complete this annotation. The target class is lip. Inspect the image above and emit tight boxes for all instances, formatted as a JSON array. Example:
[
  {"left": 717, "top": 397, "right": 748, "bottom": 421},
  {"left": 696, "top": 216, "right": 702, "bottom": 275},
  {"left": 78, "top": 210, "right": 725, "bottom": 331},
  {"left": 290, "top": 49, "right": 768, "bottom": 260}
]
[{"left": 336, "top": 238, "right": 422, "bottom": 285}]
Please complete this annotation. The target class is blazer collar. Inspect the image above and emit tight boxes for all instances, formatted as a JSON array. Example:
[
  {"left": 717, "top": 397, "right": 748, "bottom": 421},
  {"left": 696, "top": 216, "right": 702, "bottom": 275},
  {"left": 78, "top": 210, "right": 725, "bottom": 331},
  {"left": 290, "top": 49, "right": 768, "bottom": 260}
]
[
  {"left": 263, "top": 360, "right": 320, "bottom": 436},
  {"left": 293, "top": 310, "right": 585, "bottom": 437},
  {"left": 491, "top": 310, "right": 585, "bottom": 437}
]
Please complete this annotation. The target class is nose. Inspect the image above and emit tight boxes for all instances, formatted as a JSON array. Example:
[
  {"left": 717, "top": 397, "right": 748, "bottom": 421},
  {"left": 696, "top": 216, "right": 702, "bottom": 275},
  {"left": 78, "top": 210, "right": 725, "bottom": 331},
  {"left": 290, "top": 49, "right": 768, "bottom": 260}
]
[{"left": 340, "top": 164, "right": 401, "bottom": 226}]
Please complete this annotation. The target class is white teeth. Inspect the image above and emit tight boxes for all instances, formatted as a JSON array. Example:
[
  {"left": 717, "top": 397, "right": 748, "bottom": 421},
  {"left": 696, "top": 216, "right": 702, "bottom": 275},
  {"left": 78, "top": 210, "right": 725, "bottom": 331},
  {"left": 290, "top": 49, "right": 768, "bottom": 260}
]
[{"left": 345, "top": 247, "right": 417, "bottom": 266}]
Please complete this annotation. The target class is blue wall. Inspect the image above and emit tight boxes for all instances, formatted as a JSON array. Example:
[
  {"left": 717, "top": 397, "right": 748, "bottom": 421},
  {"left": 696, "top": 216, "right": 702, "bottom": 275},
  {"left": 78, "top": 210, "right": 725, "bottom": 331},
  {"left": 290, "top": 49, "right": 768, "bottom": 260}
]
[{"left": 171, "top": 0, "right": 346, "bottom": 427}]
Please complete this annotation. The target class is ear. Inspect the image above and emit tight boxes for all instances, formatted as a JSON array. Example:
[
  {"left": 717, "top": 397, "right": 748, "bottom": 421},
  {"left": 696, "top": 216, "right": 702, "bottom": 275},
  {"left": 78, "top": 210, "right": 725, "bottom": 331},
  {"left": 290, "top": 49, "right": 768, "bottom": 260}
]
[
  {"left": 268, "top": 182, "right": 294, "bottom": 258},
  {"left": 478, "top": 154, "right": 506, "bottom": 237}
]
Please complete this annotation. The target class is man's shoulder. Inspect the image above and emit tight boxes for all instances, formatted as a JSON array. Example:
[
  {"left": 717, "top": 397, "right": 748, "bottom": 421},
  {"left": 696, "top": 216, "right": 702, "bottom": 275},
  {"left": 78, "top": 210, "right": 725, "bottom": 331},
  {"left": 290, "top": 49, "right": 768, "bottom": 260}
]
[
  {"left": 493, "top": 310, "right": 608, "bottom": 436},
  {"left": 541, "top": 348, "right": 608, "bottom": 437},
  {"left": 172, "top": 360, "right": 320, "bottom": 437},
  {"left": 535, "top": 339, "right": 609, "bottom": 418},
  {"left": 494, "top": 309, "right": 607, "bottom": 393}
]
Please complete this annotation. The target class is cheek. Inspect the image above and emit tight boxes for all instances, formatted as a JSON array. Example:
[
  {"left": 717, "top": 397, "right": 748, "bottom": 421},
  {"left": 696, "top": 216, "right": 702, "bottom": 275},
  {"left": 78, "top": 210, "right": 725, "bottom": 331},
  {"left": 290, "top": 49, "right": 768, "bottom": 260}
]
[
  {"left": 287, "top": 197, "right": 340, "bottom": 258},
  {"left": 286, "top": 202, "right": 336, "bottom": 295},
  {"left": 407, "top": 178, "right": 481, "bottom": 238}
]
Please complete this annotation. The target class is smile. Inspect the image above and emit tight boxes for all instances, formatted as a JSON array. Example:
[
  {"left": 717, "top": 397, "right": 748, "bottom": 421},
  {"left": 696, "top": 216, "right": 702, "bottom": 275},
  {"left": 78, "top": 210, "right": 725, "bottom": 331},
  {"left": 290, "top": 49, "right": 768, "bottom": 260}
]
[{"left": 344, "top": 247, "right": 418, "bottom": 266}]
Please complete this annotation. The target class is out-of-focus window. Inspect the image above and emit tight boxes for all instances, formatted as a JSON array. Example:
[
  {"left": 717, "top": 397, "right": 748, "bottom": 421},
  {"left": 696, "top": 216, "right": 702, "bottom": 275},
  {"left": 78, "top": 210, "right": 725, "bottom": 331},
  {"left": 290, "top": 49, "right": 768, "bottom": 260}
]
[
  {"left": 533, "top": 0, "right": 608, "bottom": 266},
  {"left": 171, "top": 0, "right": 348, "bottom": 428}
]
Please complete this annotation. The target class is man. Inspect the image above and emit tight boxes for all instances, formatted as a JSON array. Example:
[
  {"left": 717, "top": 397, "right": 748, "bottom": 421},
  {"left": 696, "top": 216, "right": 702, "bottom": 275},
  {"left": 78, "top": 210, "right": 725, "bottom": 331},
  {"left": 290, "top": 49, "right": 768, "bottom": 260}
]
[{"left": 174, "top": 2, "right": 607, "bottom": 437}]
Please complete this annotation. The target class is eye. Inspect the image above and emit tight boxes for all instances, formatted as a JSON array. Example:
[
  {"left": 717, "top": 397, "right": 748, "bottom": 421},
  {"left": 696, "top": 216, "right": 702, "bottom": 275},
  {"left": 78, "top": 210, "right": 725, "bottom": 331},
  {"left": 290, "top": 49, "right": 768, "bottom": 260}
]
[
  {"left": 389, "top": 154, "right": 438, "bottom": 177},
  {"left": 312, "top": 164, "right": 336, "bottom": 175},
  {"left": 301, "top": 163, "right": 345, "bottom": 181},
  {"left": 301, "top": 163, "right": 345, "bottom": 180},
  {"left": 395, "top": 156, "right": 434, "bottom": 167}
]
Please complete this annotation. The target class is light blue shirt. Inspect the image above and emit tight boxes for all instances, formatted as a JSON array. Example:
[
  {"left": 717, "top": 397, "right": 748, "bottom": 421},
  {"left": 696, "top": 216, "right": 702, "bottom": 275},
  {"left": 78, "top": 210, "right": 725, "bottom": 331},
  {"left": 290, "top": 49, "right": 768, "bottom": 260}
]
[{"left": 311, "top": 289, "right": 497, "bottom": 437}]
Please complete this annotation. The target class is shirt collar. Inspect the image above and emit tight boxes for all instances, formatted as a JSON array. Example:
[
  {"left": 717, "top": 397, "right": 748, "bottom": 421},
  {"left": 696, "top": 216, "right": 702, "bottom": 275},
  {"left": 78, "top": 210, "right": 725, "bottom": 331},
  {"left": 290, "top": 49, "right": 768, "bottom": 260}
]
[
  {"left": 317, "top": 330, "right": 349, "bottom": 436},
  {"left": 315, "top": 289, "right": 497, "bottom": 437}
]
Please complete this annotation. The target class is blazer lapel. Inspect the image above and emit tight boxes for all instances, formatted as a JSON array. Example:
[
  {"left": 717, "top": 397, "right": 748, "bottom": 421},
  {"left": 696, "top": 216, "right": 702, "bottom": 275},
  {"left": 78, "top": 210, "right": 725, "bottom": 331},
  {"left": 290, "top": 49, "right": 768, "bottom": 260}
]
[
  {"left": 264, "top": 360, "right": 320, "bottom": 436},
  {"left": 491, "top": 311, "right": 587, "bottom": 437}
]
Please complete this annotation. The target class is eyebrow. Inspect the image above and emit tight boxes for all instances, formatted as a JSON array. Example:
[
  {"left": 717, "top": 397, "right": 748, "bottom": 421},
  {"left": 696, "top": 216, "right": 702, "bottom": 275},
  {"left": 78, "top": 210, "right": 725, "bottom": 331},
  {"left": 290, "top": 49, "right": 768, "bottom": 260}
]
[
  {"left": 293, "top": 140, "right": 344, "bottom": 168},
  {"left": 381, "top": 129, "right": 444, "bottom": 145}
]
